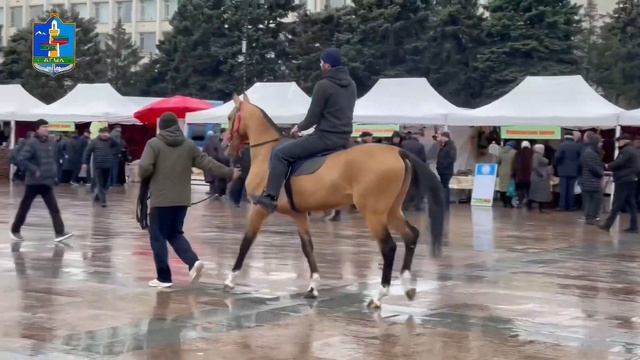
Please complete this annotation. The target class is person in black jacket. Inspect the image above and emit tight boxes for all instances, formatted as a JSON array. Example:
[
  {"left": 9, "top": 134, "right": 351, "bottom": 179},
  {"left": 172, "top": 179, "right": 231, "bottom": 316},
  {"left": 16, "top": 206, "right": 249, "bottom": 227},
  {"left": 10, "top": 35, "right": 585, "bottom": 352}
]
[
  {"left": 10, "top": 119, "right": 73, "bottom": 242},
  {"left": 436, "top": 132, "right": 457, "bottom": 211},
  {"left": 580, "top": 135, "right": 604, "bottom": 225},
  {"left": 73, "top": 130, "right": 91, "bottom": 184},
  {"left": 555, "top": 132, "right": 583, "bottom": 211},
  {"left": 255, "top": 48, "right": 357, "bottom": 212},
  {"left": 82, "top": 127, "right": 117, "bottom": 207},
  {"left": 402, "top": 132, "right": 428, "bottom": 211},
  {"left": 11, "top": 138, "right": 26, "bottom": 182},
  {"left": 600, "top": 134, "right": 640, "bottom": 232},
  {"left": 229, "top": 146, "right": 251, "bottom": 207}
]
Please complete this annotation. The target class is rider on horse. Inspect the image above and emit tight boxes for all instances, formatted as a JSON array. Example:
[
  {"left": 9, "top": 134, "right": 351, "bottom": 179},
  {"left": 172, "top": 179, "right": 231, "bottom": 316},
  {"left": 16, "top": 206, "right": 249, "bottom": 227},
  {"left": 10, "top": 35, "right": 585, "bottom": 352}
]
[{"left": 255, "top": 48, "right": 357, "bottom": 212}]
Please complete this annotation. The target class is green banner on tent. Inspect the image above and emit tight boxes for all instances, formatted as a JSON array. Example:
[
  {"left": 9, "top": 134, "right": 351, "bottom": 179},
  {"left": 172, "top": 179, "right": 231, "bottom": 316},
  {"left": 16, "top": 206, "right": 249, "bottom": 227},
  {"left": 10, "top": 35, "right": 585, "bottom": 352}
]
[
  {"left": 500, "top": 126, "right": 561, "bottom": 140},
  {"left": 352, "top": 124, "right": 400, "bottom": 137}
]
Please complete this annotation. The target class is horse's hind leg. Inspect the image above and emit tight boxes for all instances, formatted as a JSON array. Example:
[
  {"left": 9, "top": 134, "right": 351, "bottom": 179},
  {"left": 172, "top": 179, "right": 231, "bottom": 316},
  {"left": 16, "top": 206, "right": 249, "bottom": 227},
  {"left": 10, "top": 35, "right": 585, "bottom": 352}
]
[
  {"left": 389, "top": 211, "right": 419, "bottom": 301},
  {"left": 224, "top": 206, "right": 269, "bottom": 291},
  {"left": 365, "top": 213, "right": 396, "bottom": 309},
  {"left": 293, "top": 214, "right": 320, "bottom": 299}
]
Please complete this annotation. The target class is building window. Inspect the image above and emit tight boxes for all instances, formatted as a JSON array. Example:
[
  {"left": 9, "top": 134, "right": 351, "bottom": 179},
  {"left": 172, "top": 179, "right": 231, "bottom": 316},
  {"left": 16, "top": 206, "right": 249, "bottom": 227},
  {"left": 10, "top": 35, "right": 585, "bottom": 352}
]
[
  {"left": 94, "top": 2, "right": 109, "bottom": 24},
  {"left": 30, "top": 5, "right": 44, "bottom": 20},
  {"left": 117, "top": 1, "right": 133, "bottom": 23},
  {"left": 0, "top": 8, "right": 4, "bottom": 26},
  {"left": 97, "top": 33, "right": 107, "bottom": 50},
  {"left": 139, "top": 0, "right": 156, "bottom": 21},
  {"left": 50, "top": 4, "right": 65, "bottom": 13},
  {"left": 163, "top": 0, "right": 178, "bottom": 20},
  {"left": 139, "top": 32, "right": 156, "bottom": 55},
  {"left": 71, "top": 3, "right": 88, "bottom": 18},
  {"left": 328, "top": 0, "right": 347, "bottom": 8},
  {"left": 10, "top": 7, "right": 23, "bottom": 28}
]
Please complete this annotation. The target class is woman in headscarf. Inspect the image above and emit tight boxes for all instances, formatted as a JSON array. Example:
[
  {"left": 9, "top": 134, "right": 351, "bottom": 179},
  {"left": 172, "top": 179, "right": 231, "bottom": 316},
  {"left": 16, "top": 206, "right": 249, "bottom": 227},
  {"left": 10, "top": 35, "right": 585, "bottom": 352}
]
[
  {"left": 512, "top": 141, "right": 533, "bottom": 207},
  {"left": 528, "top": 144, "right": 552, "bottom": 213},
  {"left": 497, "top": 141, "right": 517, "bottom": 208}
]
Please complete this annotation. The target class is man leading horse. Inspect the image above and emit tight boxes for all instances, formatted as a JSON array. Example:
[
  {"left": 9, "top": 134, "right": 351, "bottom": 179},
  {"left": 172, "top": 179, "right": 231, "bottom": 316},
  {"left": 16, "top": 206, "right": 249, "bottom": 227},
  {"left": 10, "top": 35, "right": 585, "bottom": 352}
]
[{"left": 254, "top": 48, "right": 357, "bottom": 212}]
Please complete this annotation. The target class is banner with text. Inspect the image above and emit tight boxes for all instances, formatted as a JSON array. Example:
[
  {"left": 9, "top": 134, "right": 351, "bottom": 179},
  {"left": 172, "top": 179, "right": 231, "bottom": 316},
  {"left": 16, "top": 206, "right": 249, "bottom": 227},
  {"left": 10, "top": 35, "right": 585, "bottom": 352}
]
[
  {"left": 48, "top": 121, "right": 76, "bottom": 132},
  {"left": 352, "top": 124, "right": 400, "bottom": 138},
  {"left": 500, "top": 126, "right": 561, "bottom": 140}
]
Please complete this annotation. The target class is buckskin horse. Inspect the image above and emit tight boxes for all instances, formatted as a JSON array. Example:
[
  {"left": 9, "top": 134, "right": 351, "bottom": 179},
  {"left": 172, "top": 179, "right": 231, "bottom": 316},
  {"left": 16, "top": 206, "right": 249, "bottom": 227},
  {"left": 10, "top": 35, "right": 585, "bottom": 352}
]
[{"left": 223, "top": 94, "right": 445, "bottom": 308}]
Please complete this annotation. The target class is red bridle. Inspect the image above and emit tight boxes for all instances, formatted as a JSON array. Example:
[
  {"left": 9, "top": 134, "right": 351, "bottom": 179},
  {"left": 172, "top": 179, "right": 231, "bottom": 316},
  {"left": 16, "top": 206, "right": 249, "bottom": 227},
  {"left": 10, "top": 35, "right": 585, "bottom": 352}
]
[{"left": 227, "top": 102, "right": 249, "bottom": 151}]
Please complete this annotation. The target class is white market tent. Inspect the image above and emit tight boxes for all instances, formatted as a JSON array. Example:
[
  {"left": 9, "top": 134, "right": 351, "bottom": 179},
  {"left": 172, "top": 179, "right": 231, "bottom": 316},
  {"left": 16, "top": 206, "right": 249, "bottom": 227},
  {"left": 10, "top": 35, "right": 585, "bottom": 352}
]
[
  {"left": 126, "top": 96, "right": 164, "bottom": 108},
  {"left": 354, "top": 78, "right": 461, "bottom": 124},
  {"left": 447, "top": 75, "right": 624, "bottom": 127},
  {"left": 186, "top": 82, "right": 311, "bottom": 125},
  {"left": 0, "top": 84, "right": 47, "bottom": 148},
  {"left": 0, "top": 84, "right": 46, "bottom": 120},
  {"left": 620, "top": 109, "right": 640, "bottom": 126},
  {"left": 24, "top": 83, "right": 141, "bottom": 124}
]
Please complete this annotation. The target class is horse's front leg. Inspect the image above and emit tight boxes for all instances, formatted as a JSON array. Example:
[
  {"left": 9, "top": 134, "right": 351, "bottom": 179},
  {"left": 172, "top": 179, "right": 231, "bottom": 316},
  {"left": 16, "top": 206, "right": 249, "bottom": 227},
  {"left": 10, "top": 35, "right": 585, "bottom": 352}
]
[
  {"left": 224, "top": 205, "right": 269, "bottom": 291},
  {"left": 292, "top": 213, "right": 320, "bottom": 299}
]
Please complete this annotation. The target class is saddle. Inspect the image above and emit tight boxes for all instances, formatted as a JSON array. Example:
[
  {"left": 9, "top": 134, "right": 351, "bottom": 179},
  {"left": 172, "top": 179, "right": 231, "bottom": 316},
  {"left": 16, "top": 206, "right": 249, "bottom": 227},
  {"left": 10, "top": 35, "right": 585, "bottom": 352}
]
[{"left": 284, "top": 148, "right": 346, "bottom": 212}]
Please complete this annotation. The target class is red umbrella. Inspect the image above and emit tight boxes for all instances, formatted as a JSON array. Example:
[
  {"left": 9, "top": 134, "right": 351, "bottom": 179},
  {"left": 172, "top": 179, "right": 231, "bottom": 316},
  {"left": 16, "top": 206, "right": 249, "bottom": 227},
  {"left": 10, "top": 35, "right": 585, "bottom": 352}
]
[{"left": 133, "top": 95, "right": 214, "bottom": 126}]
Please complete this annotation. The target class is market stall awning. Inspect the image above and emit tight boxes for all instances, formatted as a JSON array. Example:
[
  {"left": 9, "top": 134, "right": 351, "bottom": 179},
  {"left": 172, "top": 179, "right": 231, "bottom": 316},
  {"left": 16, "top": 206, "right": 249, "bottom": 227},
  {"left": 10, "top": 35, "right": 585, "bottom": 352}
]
[
  {"left": 186, "top": 82, "right": 311, "bottom": 125},
  {"left": 353, "top": 78, "right": 462, "bottom": 125},
  {"left": 447, "top": 76, "right": 623, "bottom": 127},
  {"left": 0, "top": 84, "right": 46, "bottom": 121},
  {"left": 134, "top": 95, "right": 214, "bottom": 126},
  {"left": 24, "top": 83, "right": 141, "bottom": 124},
  {"left": 620, "top": 109, "right": 640, "bottom": 126}
]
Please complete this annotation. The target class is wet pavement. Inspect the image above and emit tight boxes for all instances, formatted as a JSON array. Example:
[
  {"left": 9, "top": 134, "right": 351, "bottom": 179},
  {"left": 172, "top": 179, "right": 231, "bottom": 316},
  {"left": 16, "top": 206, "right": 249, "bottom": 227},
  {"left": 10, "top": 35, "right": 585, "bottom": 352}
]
[{"left": 1, "top": 182, "right": 640, "bottom": 359}]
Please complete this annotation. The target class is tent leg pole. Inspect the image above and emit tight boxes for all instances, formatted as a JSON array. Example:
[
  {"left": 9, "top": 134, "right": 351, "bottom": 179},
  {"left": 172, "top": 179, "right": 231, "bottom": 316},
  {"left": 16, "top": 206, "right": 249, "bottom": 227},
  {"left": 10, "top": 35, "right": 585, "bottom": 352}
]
[{"left": 610, "top": 125, "right": 621, "bottom": 211}]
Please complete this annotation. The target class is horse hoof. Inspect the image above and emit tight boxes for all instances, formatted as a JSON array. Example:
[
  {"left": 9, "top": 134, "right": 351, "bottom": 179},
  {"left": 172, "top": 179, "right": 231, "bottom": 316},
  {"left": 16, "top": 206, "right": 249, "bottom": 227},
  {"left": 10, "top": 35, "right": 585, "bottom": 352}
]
[
  {"left": 304, "top": 287, "right": 318, "bottom": 299},
  {"left": 223, "top": 283, "right": 235, "bottom": 292},
  {"left": 405, "top": 288, "right": 417, "bottom": 301},
  {"left": 367, "top": 299, "right": 382, "bottom": 310}
]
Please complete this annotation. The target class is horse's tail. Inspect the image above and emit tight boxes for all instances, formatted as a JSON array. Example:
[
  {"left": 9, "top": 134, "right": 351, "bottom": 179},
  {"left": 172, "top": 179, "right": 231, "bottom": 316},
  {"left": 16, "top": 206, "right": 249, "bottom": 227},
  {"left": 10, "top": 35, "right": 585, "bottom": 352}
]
[{"left": 400, "top": 150, "right": 445, "bottom": 257}]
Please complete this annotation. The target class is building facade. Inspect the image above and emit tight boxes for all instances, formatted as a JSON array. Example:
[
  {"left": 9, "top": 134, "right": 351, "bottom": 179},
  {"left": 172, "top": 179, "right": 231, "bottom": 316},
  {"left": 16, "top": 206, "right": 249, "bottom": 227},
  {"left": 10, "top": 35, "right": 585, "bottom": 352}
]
[
  {"left": 0, "top": 0, "right": 176, "bottom": 52},
  {"left": 299, "top": 0, "right": 352, "bottom": 12}
]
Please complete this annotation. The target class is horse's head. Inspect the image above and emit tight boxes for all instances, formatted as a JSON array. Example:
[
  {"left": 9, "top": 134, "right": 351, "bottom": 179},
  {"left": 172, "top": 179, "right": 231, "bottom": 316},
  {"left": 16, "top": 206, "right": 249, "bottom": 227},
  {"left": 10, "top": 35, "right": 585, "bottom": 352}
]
[
  {"left": 226, "top": 94, "right": 250, "bottom": 156},
  {"left": 226, "top": 93, "right": 282, "bottom": 157}
]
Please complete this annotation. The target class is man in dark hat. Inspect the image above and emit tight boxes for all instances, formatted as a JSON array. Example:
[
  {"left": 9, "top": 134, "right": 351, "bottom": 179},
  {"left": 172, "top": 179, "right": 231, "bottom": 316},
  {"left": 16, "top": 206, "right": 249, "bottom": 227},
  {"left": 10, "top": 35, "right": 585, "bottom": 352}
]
[
  {"left": 139, "top": 112, "right": 240, "bottom": 288},
  {"left": 82, "top": 127, "right": 117, "bottom": 207},
  {"left": 10, "top": 119, "right": 73, "bottom": 242},
  {"left": 254, "top": 47, "right": 357, "bottom": 212},
  {"left": 600, "top": 134, "right": 640, "bottom": 233},
  {"left": 436, "top": 131, "right": 457, "bottom": 211}
]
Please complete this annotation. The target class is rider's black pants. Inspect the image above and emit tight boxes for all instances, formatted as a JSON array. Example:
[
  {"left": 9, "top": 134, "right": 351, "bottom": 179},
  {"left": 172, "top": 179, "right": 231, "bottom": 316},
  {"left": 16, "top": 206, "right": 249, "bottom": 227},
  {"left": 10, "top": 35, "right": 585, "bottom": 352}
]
[{"left": 264, "top": 132, "right": 350, "bottom": 198}]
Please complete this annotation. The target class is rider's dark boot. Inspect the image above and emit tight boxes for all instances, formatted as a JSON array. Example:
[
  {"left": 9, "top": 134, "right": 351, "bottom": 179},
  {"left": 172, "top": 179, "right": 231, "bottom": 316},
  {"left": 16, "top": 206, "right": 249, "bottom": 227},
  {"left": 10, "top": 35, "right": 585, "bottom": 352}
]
[{"left": 254, "top": 193, "right": 278, "bottom": 213}]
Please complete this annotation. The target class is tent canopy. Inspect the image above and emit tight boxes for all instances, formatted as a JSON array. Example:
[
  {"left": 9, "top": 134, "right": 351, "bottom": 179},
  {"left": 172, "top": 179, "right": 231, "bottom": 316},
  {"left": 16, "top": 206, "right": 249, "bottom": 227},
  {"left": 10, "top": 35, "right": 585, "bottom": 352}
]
[
  {"left": 620, "top": 109, "right": 640, "bottom": 126},
  {"left": 24, "top": 83, "right": 141, "bottom": 124},
  {"left": 186, "top": 82, "right": 311, "bottom": 125},
  {"left": 354, "top": 78, "right": 460, "bottom": 124},
  {"left": 447, "top": 76, "right": 623, "bottom": 127},
  {"left": 0, "top": 85, "right": 46, "bottom": 121},
  {"left": 126, "top": 96, "right": 164, "bottom": 108}
]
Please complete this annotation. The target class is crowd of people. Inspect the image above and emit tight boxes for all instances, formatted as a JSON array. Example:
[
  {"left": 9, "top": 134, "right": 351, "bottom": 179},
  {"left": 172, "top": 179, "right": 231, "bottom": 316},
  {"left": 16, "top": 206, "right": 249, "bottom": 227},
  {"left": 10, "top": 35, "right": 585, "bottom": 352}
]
[
  {"left": 11, "top": 126, "right": 129, "bottom": 188},
  {"left": 494, "top": 130, "right": 640, "bottom": 232}
]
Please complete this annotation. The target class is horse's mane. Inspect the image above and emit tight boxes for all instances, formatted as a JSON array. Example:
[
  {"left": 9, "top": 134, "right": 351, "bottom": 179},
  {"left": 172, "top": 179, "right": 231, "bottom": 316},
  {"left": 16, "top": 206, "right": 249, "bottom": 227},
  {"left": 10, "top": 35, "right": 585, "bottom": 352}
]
[{"left": 252, "top": 104, "right": 285, "bottom": 138}]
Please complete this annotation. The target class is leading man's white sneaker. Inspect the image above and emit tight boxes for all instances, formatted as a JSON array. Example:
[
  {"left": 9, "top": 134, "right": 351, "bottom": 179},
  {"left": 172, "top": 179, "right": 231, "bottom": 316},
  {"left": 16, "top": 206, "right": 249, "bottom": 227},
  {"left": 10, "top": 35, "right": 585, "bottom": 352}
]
[
  {"left": 148, "top": 279, "right": 173, "bottom": 288},
  {"left": 190, "top": 261, "right": 205, "bottom": 283},
  {"left": 54, "top": 232, "right": 73, "bottom": 243}
]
